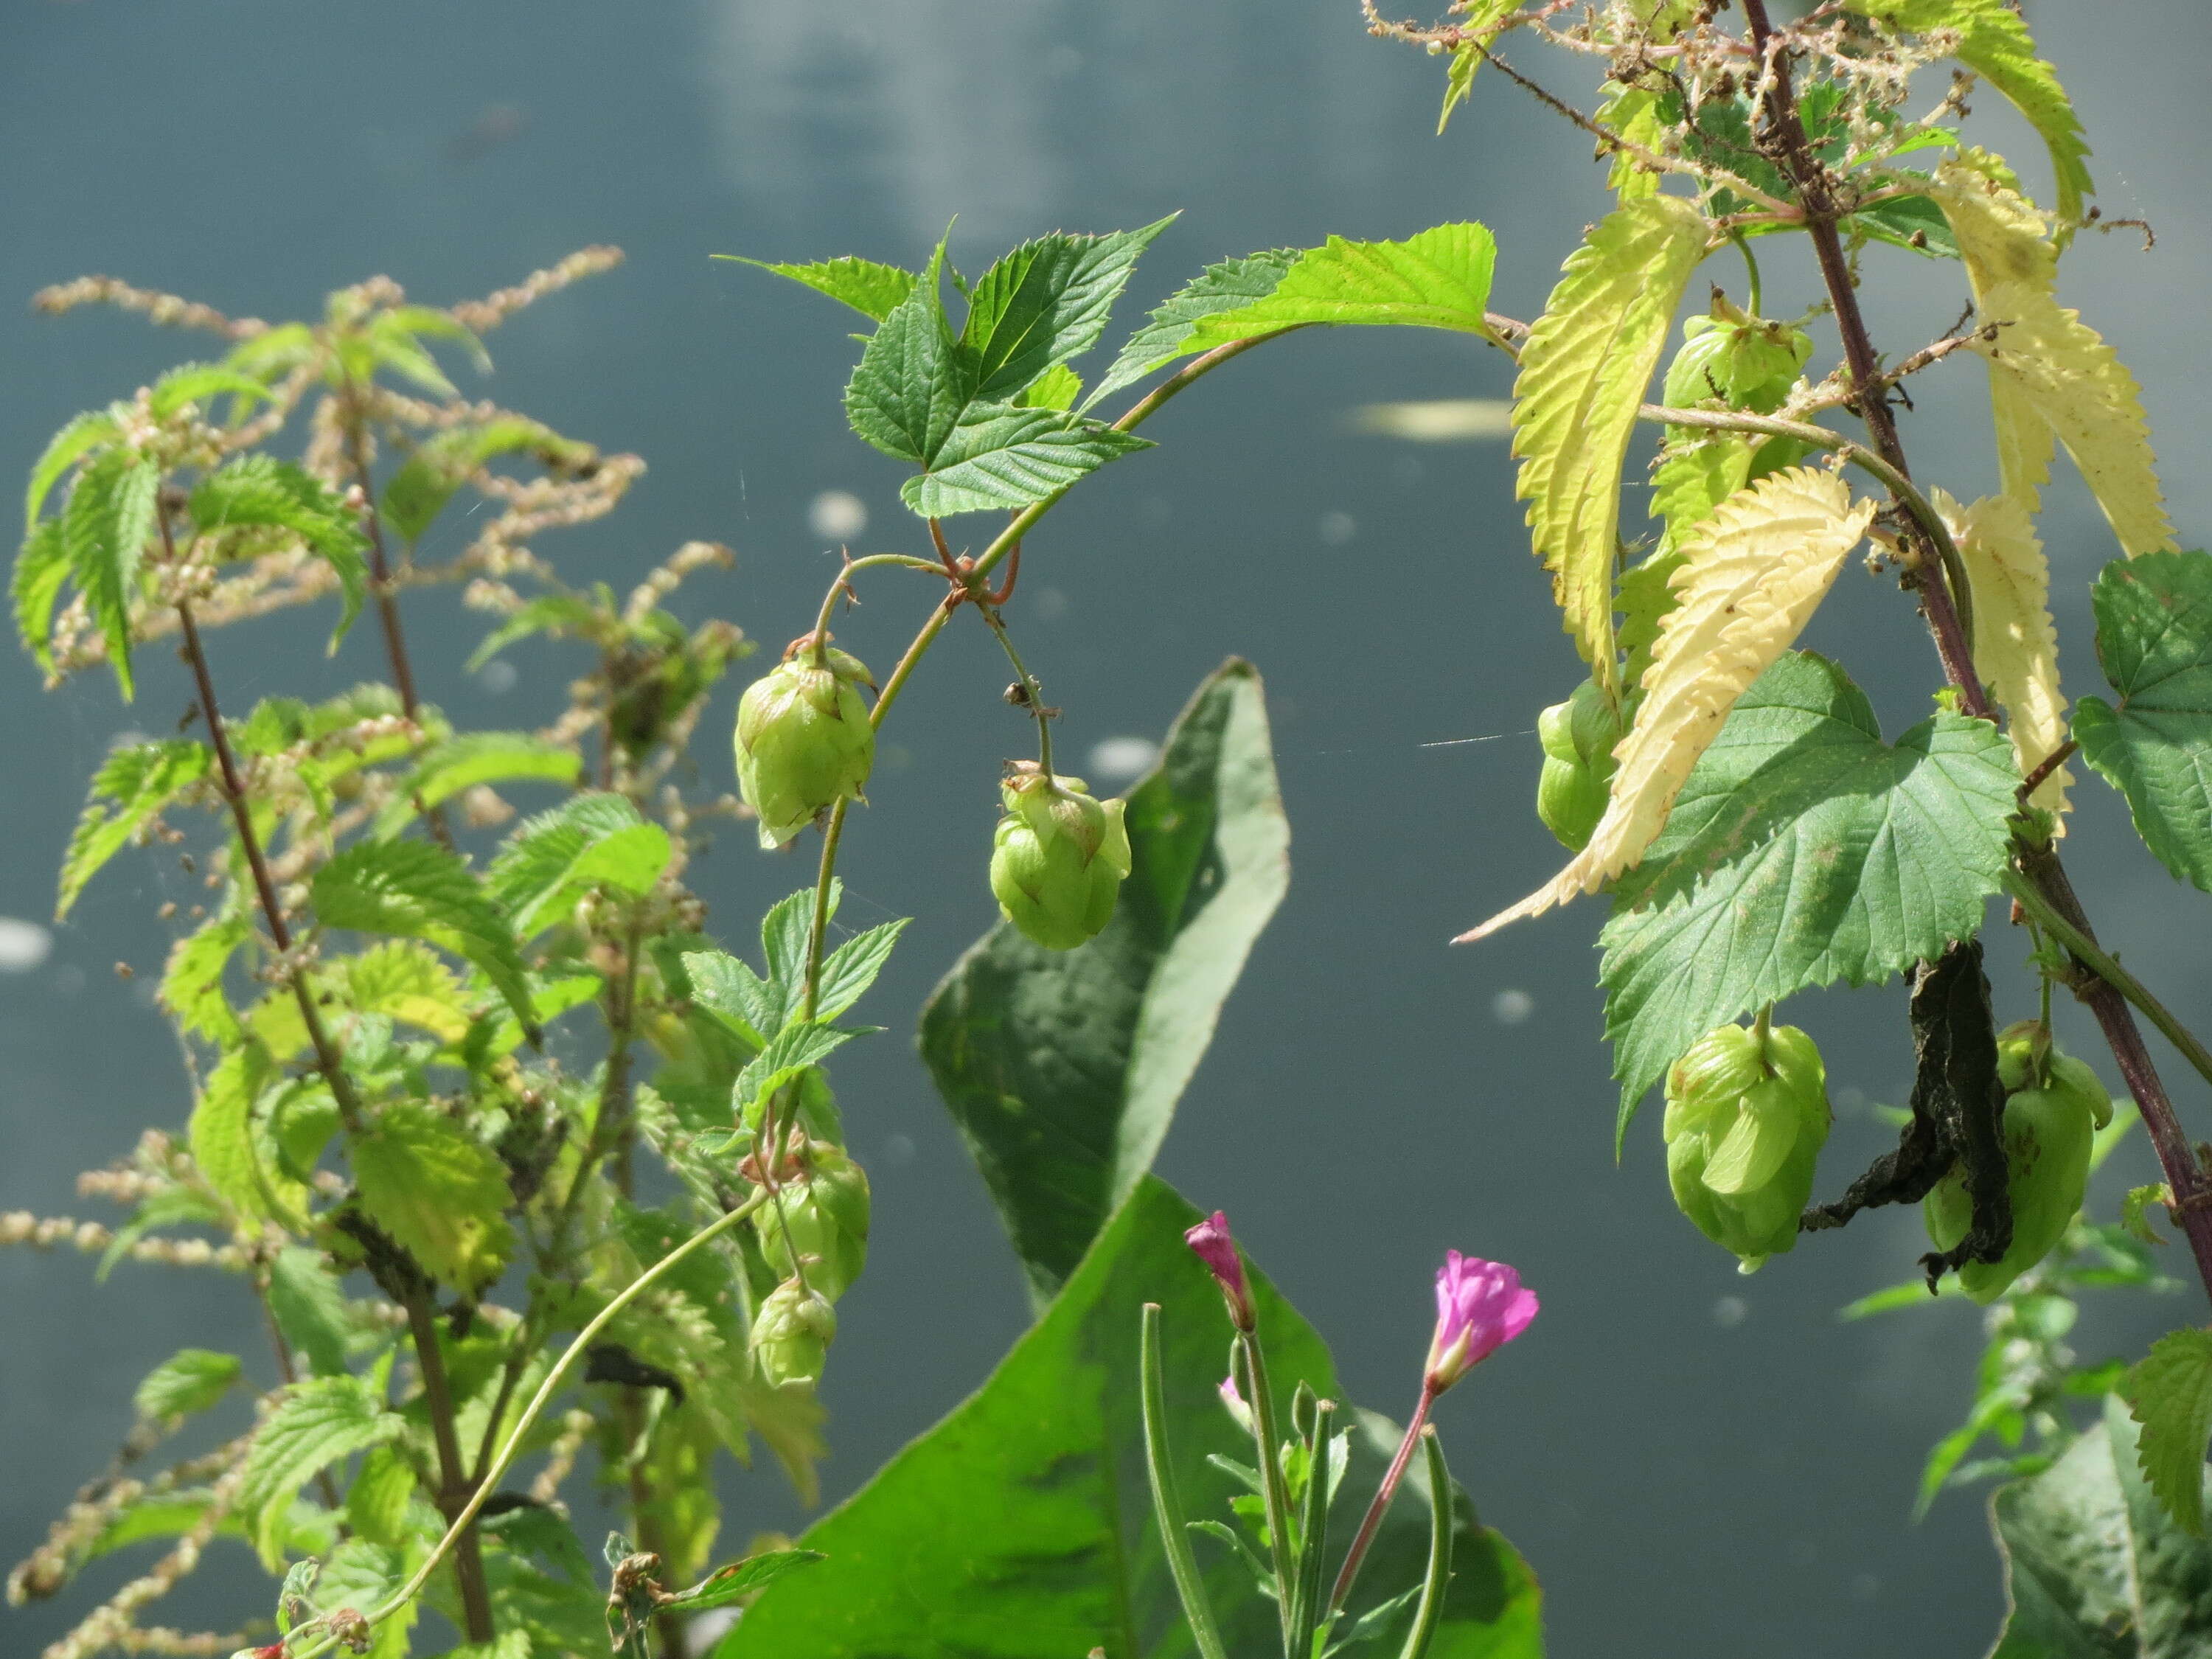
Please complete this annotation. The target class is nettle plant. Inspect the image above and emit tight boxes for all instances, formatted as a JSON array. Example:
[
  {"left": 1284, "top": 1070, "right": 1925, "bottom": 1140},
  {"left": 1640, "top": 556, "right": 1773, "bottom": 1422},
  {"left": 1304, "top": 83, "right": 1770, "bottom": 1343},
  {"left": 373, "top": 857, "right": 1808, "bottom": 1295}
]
[{"left": 13, "top": 1, "right": 2212, "bottom": 1656}]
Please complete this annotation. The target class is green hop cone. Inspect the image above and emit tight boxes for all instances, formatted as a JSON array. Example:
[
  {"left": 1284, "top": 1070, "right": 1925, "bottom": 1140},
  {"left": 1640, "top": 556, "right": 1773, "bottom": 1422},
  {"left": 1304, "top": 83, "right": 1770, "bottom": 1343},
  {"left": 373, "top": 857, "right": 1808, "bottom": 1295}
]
[
  {"left": 1662, "top": 298, "right": 1813, "bottom": 417},
  {"left": 1925, "top": 1022, "right": 2110, "bottom": 1304},
  {"left": 759, "top": 1142, "right": 872, "bottom": 1303},
  {"left": 750, "top": 1276, "right": 837, "bottom": 1388},
  {"left": 988, "top": 763, "right": 1133, "bottom": 950},
  {"left": 1535, "top": 678, "right": 1624, "bottom": 852},
  {"left": 1663, "top": 1020, "right": 1832, "bottom": 1273},
  {"left": 734, "top": 639, "right": 875, "bottom": 849}
]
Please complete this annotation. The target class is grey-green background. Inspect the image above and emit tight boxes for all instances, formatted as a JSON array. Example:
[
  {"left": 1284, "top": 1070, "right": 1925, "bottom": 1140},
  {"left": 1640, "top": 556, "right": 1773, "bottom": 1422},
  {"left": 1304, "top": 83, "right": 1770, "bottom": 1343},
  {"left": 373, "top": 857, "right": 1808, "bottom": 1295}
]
[{"left": 6, "top": 2, "right": 2210, "bottom": 1654}]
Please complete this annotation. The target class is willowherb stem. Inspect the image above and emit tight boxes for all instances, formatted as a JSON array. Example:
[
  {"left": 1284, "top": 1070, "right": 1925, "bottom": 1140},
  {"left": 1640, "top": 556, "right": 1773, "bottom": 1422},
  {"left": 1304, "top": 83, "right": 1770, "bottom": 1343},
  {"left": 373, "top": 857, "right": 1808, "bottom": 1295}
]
[{"left": 1326, "top": 1384, "right": 1436, "bottom": 1620}]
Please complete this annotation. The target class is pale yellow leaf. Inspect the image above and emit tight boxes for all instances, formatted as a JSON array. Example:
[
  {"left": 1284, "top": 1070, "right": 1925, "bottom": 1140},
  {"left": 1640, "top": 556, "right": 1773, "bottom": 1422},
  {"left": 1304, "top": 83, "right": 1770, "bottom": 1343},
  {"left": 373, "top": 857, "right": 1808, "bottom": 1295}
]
[
  {"left": 1935, "top": 489, "right": 2071, "bottom": 819},
  {"left": 1931, "top": 161, "right": 2172, "bottom": 555},
  {"left": 1512, "top": 193, "right": 1709, "bottom": 698},
  {"left": 1458, "top": 467, "right": 1874, "bottom": 942}
]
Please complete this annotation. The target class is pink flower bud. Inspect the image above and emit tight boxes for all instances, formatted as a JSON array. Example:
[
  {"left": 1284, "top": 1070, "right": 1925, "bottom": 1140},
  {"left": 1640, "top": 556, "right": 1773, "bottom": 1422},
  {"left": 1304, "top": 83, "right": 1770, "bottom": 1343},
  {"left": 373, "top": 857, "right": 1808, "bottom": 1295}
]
[
  {"left": 1217, "top": 1372, "right": 1253, "bottom": 1433},
  {"left": 1184, "top": 1210, "right": 1256, "bottom": 1331},
  {"left": 1423, "top": 1251, "right": 1538, "bottom": 1394}
]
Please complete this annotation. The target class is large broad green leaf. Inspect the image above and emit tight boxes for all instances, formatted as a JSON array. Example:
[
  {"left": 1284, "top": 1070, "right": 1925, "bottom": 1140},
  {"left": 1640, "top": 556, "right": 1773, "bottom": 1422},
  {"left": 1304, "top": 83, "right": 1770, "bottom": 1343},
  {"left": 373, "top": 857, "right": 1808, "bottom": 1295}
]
[
  {"left": 719, "top": 1177, "right": 1543, "bottom": 1659},
  {"left": 962, "top": 219, "right": 1175, "bottom": 401},
  {"left": 1988, "top": 1397, "right": 2212, "bottom": 1657},
  {"left": 1600, "top": 652, "right": 2017, "bottom": 1131},
  {"left": 904, "top": 403, "right": 1152, "bottom": 518},
  {"left": 2075, "top": 552, "right": 2212, "bottom": 894},
  {"left": 921, "top": 659, "right": 1289, "bottom": 1301}
]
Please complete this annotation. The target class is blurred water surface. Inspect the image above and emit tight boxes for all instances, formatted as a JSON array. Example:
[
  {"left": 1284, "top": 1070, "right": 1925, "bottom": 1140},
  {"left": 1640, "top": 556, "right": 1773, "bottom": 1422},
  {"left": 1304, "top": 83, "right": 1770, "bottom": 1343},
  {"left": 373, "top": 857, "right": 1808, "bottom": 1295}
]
[{"left": 5, "top": 2, "right": 2211, "bottom": 1653}]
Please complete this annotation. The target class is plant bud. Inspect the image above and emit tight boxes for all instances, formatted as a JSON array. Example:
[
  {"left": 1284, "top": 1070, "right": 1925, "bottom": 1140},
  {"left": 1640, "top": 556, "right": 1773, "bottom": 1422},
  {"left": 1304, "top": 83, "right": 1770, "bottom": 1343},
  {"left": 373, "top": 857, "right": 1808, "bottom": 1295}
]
[
  {"left": 750, "top": 1276, "right": 837, "bottom": 1388},
  {"left": 1663, "top": 1021, "right": 1832, "bottom": 1272},
  {"left": 1534, "top": 679, "right": 1623, "bottom": 852},
  {"left": 1663, "top": 299, "right": 1813, "bottom": 417},
  {"left": 734, "top": 640, "right": 875, "bottom": 849},
  {"left": 989, "top": 763, "right": 1132, "bottom": 950},
  {"left": 758, "top": 1142, "right": 872, "bottom": 1302},
  {"left": 1926, "top": 1024, "right": 2109, "bottom": 1302}
]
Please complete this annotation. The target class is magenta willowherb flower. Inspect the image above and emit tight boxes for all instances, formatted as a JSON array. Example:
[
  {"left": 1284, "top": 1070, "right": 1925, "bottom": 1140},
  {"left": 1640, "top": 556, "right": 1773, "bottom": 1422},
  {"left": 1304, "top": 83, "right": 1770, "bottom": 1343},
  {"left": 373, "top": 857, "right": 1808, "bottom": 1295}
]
[
  {"left": 1423, "top": 1251, "right": 1538, "bottom": 1394},
  {"left": 1184, "top": 1210, "right": 1256, "bottom": 1331}
]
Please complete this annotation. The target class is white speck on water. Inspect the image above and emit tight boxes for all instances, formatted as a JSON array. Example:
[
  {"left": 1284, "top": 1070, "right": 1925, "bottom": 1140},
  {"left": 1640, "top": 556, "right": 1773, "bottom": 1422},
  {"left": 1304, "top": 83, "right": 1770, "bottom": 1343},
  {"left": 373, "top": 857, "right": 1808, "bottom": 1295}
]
[
  {"left": 1713, "top": 1295, "right": 1749, "bottom": 1329},
  {"left": 1850, "top": 1573, "right": 1881, "bottom": 1601},
  {"left": 478, "top": 659, "right": 518, "bottom": 695},
  {"left": 1088, "top": 737, "right": 1160, "bottom": 783},
  {"left": 1318, "top": 510, "right": 1357, "bottom": 546},
  {"left": 883, "top": 1133, "right": 916, "bottom": 1166},
  {"left": 1032, "top": 585, "right": 1071, "bottom": 622},
  {"left": 808, "top": 490, "right": 869, "bottom": 540},
  {"left": 1492, "top": 989, "right": 1534, "bottom": 1025},
  {"left": 0, "top": 918, "right": 54, "bottom": 973}
]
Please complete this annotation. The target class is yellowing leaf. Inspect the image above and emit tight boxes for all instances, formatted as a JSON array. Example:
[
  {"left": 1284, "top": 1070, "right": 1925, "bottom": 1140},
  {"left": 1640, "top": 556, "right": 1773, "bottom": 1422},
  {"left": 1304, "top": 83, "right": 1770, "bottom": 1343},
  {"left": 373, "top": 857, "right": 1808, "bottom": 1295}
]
[
  {"left": 1930, "top": 162, "right": 2172, "bottom": 556},
  {"left": 1935, "top": 489, "right": 2070, "bottom": 818},
  {"left": 1512, "top": 194, "right": 1710, "bottom": 698},
  {"left": 349, "top": 1104, "right": 515, "bottom": 1291},
  {"left": 1458, "top": 467, "right": 1874, "bottom": 942}
]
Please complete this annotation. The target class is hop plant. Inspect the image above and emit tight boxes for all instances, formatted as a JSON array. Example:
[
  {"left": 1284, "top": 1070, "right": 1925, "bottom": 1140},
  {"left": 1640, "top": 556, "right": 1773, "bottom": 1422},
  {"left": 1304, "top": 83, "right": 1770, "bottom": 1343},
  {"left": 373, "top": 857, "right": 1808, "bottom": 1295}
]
[
  {"left": 734, "top": 639, "right": 876, "bottom": 849},
  {"left": 751, "top": 1276, "right": 838, "bottom": 1388},
  {"left": 989, "top": 763, "right": 1133, "bottom": 950},
  {"left": 1663, "top": 1020, "right": 1832, "bottom": 1273},
  {"left": 1662, "top": 296, "right": 1812, "bottom": 417},
  {"left": 1534, "top": 678, "right": 1623, "bottom": 852},
  {"left": 759, "top": 1141, "right": 872, "bottom": 1302},
  {"left": 1925, "top": 1021, "right": 2112, "bottom": 1304}
]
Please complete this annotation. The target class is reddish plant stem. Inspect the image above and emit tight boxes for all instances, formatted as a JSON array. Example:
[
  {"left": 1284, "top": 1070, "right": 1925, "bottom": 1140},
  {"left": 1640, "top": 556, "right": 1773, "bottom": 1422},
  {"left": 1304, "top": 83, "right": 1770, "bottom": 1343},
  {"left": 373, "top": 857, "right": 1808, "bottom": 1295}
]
[
  {"left": 402, "top": 1291, "right": 498, "bottom": 1644},
  {"left": 1739, "top": 0, "right": 2212, "bottom": 1303},
  {"left": 1326, "top": 1383, "right": 1436, "bottom": 1618}
]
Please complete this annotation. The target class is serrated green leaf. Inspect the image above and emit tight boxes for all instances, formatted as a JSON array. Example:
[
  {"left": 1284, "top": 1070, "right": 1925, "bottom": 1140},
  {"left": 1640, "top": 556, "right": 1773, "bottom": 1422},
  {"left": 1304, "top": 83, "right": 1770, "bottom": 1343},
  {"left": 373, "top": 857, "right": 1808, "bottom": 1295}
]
[
  {"left": 315, "top": 1536, "right": 417, "bottom": 1659},
  {"left": 662, "top": 1548, "right": 826, "bottom": 1613},
  {"left": 812, "top": 919, "right": 908, "bottom": 1023},
  {"left": 148, "top": 364, "right": 274, "bottom": 421},
  {"left": 133, "top": 1349, "right": 243, "bottom": 1422},
  {"left": 240, "top": 1377, "right": 405, "bottom": 1568},
  {"left": 1988, "top": 1397, "right": 2212, "bottom": 1655},
  {"left": 2129, "top": 1329, "right": 2212, "bottom": 1535},
  {"left": 313, "top": 839, "right": 533, "bottom": 1023},
  {"left": 268, "top": 1245, "right": 355, "bottom": 1377},
  {"left": 63, "top": 447, "right": 160, "bottom": 699},
  {"left": 921, "top": 659, "right": 1288, "bottom": 1300},
  {"left": 13, "top": 518, "right": 72, "bottom": 672},
  {"left": 1851, "top": 192, "right": 1961, "bottom": 260},
  {"left": 2074, "top": 551, "right": 2212, "bottom": 893},
  {"left": 1088, "top": 250, "right": 1299, "bottom": 408},
  {"left": 188, "top": 454, "right": 369, "bottom": 650},
  {"left": 1600, "top": 651, "right": 2018, "bottom": 1124},
  {"left": 1015, "top": 362, "right": 1083, "bottom": 411},
  {"left": 58, "top": 737, "right": 211, "bottom": 918},
  {"left": 902, "top": 403, "right": 1152, "bottom": 518},
  {"left": 26, "top": 408, "right": 122, "bottom": 533},
  {"left": 1181, "top": 221, "right": 1498, "bottom": 348},
  {"left": 723, "top": 254, "right": 918, "bottom": 322},
  {"left": 159, "top": 908, "right": 250, "bottom": 1044},
  {"left": 962, "top": 218, "right": 1175, "bottom": 401},
  {"left": 843, "top": 269, "right": 973, "bottom": 465},
  {"left": 487, "top": 792, "right": 672, "bottom": 936},
  {"left": 383, "top": 417, "right": 593, "bottom": 546},
  {"left": 733, "top": 1021, "right": 863, "bottom": 1121},
  {"left": 718, "top": 1178, "right": 1541, "bottom": 1659},
  {"left": 1513, "top": 196, "right": 1708, "bottom": 696},
  {"left": 345, "top": 1444, "right": 418, "bottom": 1547},
  {"left": 189, "top": 1040, "right": 298, "bottom": 1229},
  {"left": 349, "top": 1102, "right": 515, "bottom": 1291},
  {"left": 1435, "top": 2, "right": 1517, "bottom": 131},
  {"left": 373, "top": 732, "right": 582, "bottom": 837},
  {"left": 1850, "top": 0, "right": 2091, "bottom": 225}
]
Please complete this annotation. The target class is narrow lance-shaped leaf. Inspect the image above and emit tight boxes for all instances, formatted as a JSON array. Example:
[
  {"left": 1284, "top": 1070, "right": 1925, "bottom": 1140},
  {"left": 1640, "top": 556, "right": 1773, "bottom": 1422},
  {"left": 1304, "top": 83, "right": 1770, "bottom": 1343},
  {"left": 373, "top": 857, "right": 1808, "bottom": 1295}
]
[
  {"left": 63, "top": 447, "right": 161, "bottom": 699},
  {"left": 13, "top": 519, "right": 71, "bottom": 671},
  {"left": 1936, "top": 489, "right": 2070, "bottom": 817},
  {"left": 1460, "top": 467, "right": 1875, "bottom": 943},
  {"left": 1511, "top": 195, "right": 1708, "bottom": 698},
  {"left": 1929, "top": 161, "right": 2171, "bottom": 556},
  {"left": 922, "top": 659, "right": 1289, "bottom": 1301},
  {"left": 26, "top": 408, "right": 122, "bottom": 532},
  {"left": 2074, "top": 549, "right": 2212, "bottom": 894}
]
